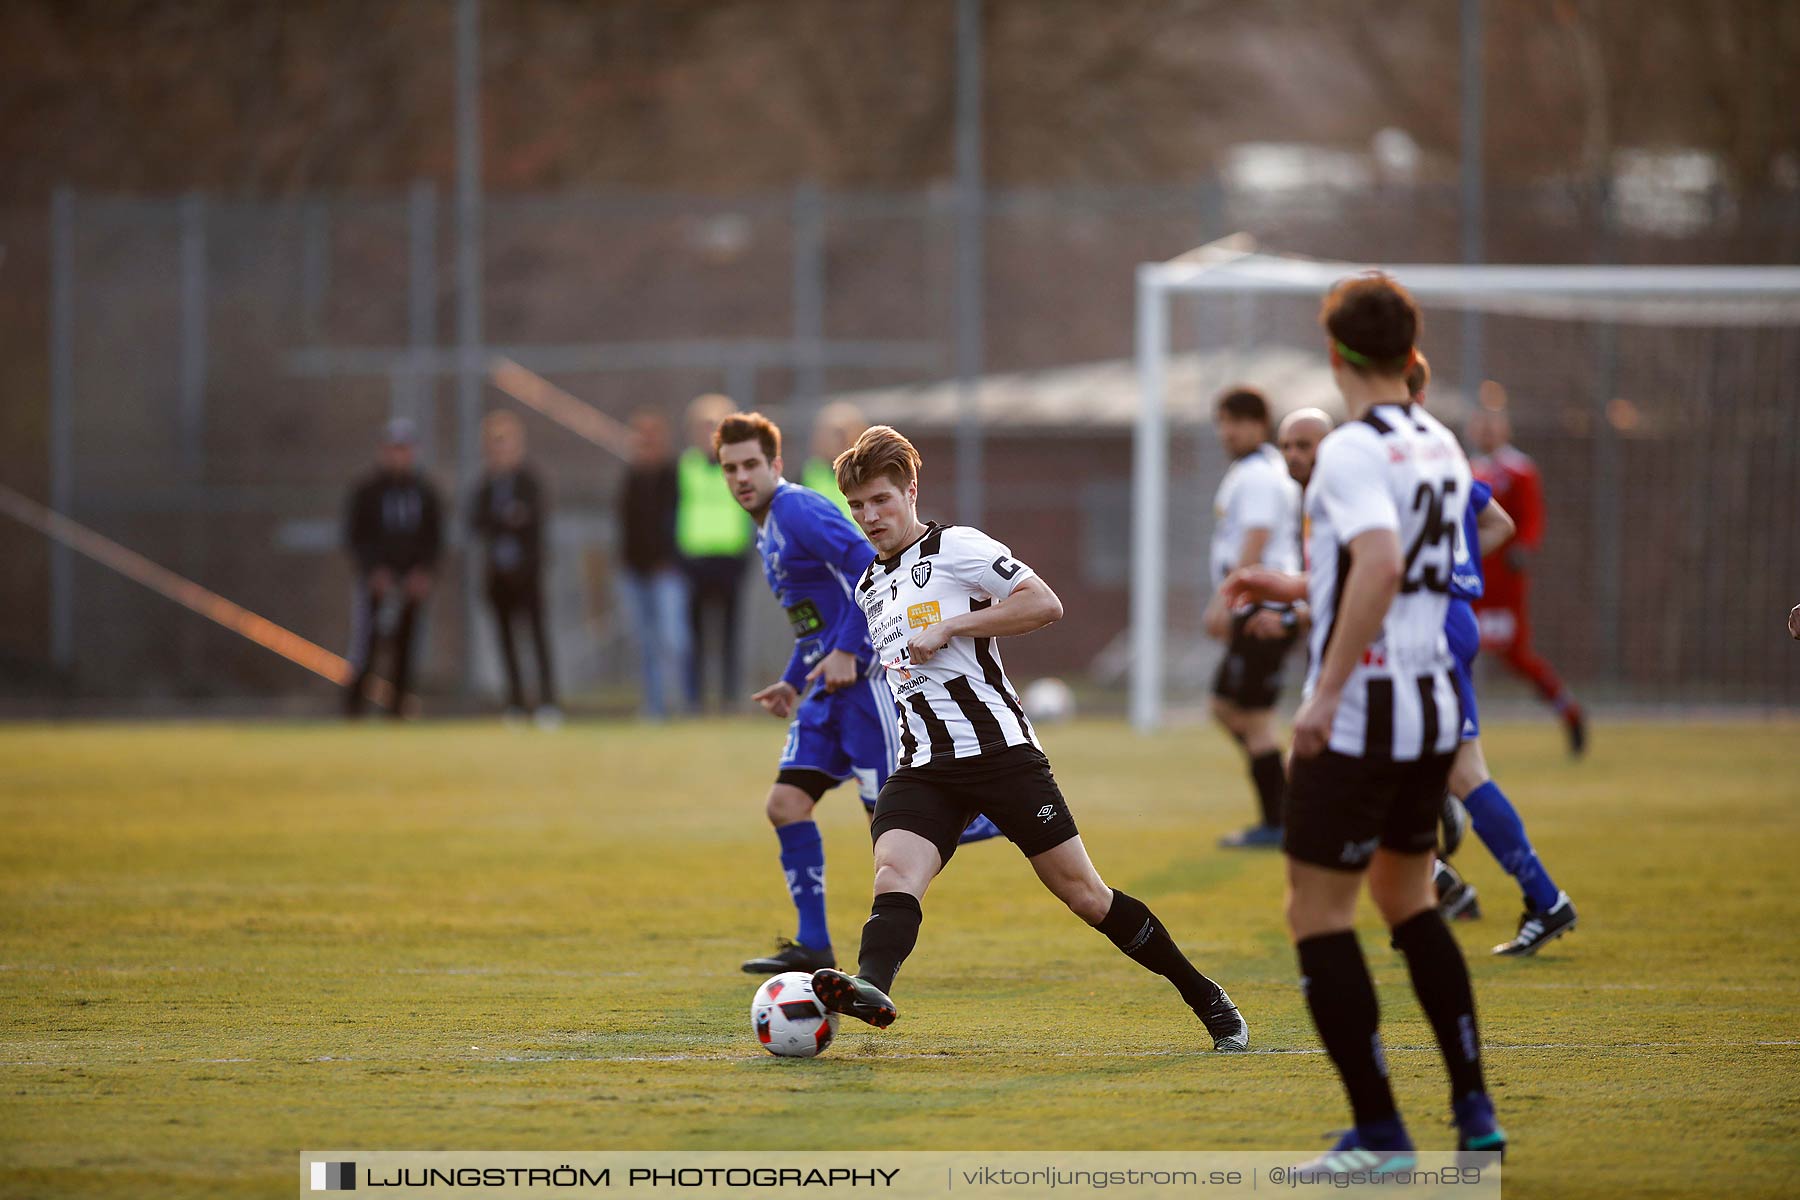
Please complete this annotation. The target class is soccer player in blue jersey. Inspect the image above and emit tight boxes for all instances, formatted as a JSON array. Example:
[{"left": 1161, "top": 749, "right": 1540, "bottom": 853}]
[
  {"left": 715, "top": 412, "right": 998, "bottom": 975},
  {"left": 1413, "top": 357, "right": 1578, "bottom": 955}
]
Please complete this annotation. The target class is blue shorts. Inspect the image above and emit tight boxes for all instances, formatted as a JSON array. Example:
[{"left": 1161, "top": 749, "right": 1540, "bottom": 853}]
[
  {"left": 1446, "top": 600, "right": 1481, "bottom": 743},
  {"left": 778, "top": 675, "right": 899, "bottom": 808},
  {"left": 777, "top": 675, "right": 1003, "bottom": 844}
]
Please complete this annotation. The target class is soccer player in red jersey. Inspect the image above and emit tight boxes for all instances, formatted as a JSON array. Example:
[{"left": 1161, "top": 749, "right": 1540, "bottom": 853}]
[{"left": 1466, "top": 391, "right": 1587, "bottom": 757}]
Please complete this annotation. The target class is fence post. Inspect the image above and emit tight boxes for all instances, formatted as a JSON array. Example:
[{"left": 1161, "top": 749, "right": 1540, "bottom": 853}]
[
  {"left": 954, "top": 0, "right": 985, "bottom": 526},
  {"left": 455, "top": 0, "right": 485, "bottom": 694},
  {"left": 791, "top": 182, "right": 825, "bottom": 428},
  {"left": 1589, "top": 180, "right": 1623, "bottom": 696},
  {"left": 1459, "top": 0, "right": 1486, "bottom": 411},
  {"left": 408, "top": 180, "right": 439, "bottom": 466},
  {"left": 178, "top": 191, "right": 211, "bottom": 687},
  {"left": 180, "top": 192, "right": 209, "bottom": 479},
  {"left": 49, "top": 186, "right": 76, "bottom": 673}
]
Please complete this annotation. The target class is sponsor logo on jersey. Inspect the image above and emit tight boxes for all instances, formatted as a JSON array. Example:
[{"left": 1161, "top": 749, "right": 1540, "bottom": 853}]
[
  {"left": 907, "top": 601, "right": 941, "bottom": 630},
  {"left": 911, "top": 560, "right": 932, "bottom": 587}
]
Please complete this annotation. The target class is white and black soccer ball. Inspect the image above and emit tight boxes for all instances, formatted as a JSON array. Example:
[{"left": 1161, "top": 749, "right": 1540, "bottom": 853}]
[
  {"left": 1022, "top": 677, "right": 1076, "bottom": 724},
  {"left": 751, "top": 971, "right": 840, "bottom": 1058}
]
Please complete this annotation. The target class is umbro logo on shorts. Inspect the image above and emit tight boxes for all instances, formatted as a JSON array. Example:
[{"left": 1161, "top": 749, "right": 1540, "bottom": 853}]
[
  {"left": 1037, "top": 805, "right": 1056, "bottom": 822},
  {"left": 1339, "top": 835, "right": 1379, "bottom": 865}
]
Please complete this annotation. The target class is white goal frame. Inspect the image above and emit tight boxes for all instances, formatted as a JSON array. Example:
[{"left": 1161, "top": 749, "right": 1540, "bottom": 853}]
[{"left": 1129, "top": 254, "right": 1800, "bottom": 731}]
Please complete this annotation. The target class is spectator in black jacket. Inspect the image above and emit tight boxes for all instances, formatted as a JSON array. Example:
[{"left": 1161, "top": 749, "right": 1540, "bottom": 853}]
[
  {"left": 472, "top": 410, "right": 558, "bottom": 725},
  {"left": 343, "top": 418, "right": 442, "bottom": 718},
  {"left": 618, "top": 410, "right": 689, "bottom": 720}
]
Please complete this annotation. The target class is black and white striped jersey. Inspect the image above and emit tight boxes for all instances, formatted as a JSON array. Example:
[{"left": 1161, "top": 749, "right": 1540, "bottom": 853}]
[
  {"left": 1303, "top": 403, "right": 1471, "bottom": 761},
  {"left": 1210, "top": 443, "right": 1303, "bottom": 587},
  {"left": 855, "top": 523, "right": 1039, "bottom": 769}
]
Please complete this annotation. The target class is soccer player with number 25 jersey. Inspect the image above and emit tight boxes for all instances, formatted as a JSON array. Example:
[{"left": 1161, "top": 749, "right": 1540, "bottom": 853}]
[{"left": 1232, "top": 274, "right": 1506, "bottom": 1171}]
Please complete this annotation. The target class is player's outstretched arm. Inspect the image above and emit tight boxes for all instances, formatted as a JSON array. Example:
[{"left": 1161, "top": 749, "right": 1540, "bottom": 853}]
[
  {"left": 1223, "top": 565, "right": 1307, "bottom": 609},
  {"left": 1477, "top": 498, "right": 1517, "bottom": 558},
  {"left": 907, "top": 576, "right": 1062, "bottom": 665}
]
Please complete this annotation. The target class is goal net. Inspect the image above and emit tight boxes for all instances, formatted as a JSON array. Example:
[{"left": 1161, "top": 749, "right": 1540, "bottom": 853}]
[{"left": 1129, "top": 246, "right": 1800, "bottom": 730}]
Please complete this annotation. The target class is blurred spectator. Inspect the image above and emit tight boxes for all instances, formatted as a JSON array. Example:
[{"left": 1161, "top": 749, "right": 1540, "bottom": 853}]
[
  {"left": 619, "top": 410, "right": 689, "bottom": 720},
  {"left": 343, "top": 418, "right": 442, "bottom": 718},
  {"left": 1788, "top": 603, "right": 1800, "bottom": 641},
  {"left": 678, "top": 393, "right": 754, "bottom": 712},
  {"left": 802, "top": 401, "right": 869, "bottom": 519},
  {"left": 471, "top": 410, "right": 558, "bottom": 726}
]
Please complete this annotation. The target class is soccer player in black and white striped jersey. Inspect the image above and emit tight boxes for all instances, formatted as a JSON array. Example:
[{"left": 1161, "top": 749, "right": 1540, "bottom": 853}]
[
  {"left": 1234, "top": 275, "right": 1506, "bottom": 1171},
  {"left": 807, "top": 426, "right": 1249, "bottom": 1051}
]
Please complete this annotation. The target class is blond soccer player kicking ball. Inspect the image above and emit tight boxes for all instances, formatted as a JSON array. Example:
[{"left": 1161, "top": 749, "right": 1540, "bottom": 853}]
[{"left": 808, "top": 425, "right": 1249, "bottom": 1052}]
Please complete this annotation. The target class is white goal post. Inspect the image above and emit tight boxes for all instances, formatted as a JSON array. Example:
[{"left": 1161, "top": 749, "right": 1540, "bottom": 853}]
[{"left": 1130, "top": 252, "right": 1800, "bottom": 731}]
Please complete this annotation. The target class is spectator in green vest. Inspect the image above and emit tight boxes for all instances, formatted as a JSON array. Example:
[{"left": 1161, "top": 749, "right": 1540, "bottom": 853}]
[
  {"left": 679, "top": 393, "right": 755, "bottom": 712},
  {"left": 800, "top": 401, "right": 868, "bottom": 521}
]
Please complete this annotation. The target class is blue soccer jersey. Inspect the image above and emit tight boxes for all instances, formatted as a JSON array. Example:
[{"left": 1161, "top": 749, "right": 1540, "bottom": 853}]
[
  {"left": 1449, "top": 478, "right": 1494, "bottom": 604},
  {"left": 757, "top": 481, "right": 893, "bottom": 804},
  {"left": 759, "top": 480, "right": 879, "bottom": 690},
  {"left": 1447, "top": 478, "right": 1493, "bottom": 741},
  {"left": 755, "top": 480, "right": 1002, "bottom": 849}
]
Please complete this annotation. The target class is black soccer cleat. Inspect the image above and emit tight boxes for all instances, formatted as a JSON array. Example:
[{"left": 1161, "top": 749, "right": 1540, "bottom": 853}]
[
  {"left": 1564, "top": 707, "right": 1588, "bottom": 758},
  {"left": 810, "top": 969, "right": 897, "bottom": 1029},
  {"left": 1198, "top": 989, "right": 1249, "bottom": 1052},
  {"left": 741, "top": 937, "right": 836, "bottom": 975},
  {"left": 1493, "top": 892, "right": 1577, "bottom": 957},
  {"left": 1439, "top": 793, "right": 1470, "bottom": 859},
  {"left": 1435, "top": 859, "right": 1482, "bottom": 921}
]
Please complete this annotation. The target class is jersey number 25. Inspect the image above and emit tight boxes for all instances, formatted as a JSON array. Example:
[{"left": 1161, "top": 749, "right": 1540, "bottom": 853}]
[{"left": 1401, "top": 480, "right": 1458, "bottom": 594}]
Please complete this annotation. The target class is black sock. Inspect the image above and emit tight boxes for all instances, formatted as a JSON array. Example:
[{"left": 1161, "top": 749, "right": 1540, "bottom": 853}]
[
  {"left": 854, "top": 891, "right": 922, "bottom": 994},
  {"left": 1097, "top": 889, "right": 1225, "bottom": 1013},
  {"left": 1297, "top": 930, "right": 1398, "bottom": 1128},
  {"left": 1249, "top": 750, "right": 1285, "bottom": 828},
  {"left": 1391, "top": 909, "right": 1486, "bottom": 1101}
]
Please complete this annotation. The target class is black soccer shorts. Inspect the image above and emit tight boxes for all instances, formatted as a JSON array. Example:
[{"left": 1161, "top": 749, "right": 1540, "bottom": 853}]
[
  {"left": 871, "top": 745, "right": 1079, "bottom": 864},
  {"left": 1283, "top": 749, "right": 1457, "bottom": 871},
  {"left": 1211, "top": 614, "right": 1298, "bottom": 710}
]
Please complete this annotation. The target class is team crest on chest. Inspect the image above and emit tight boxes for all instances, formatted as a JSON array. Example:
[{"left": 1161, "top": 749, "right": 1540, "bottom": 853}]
[{"left": 911, "top": 560, "right": 932, "bottom": 588}]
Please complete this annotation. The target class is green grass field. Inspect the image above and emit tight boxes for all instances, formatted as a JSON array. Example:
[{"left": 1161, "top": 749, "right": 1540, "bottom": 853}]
[{"left": 3, "top": 717, "right": 1798, "bottom": 1198}]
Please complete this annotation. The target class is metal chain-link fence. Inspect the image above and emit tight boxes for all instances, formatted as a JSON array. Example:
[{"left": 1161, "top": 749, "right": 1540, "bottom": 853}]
[{"left": 2, "top": 179, "right": 1795, "bottom": 710}]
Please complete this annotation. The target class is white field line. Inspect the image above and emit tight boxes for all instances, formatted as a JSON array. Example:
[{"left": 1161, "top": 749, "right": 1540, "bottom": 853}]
[
  {"left": 3, "top": 965, "right": 1794, "bottom": 996},
  {"left": 6, "top": 1042, "right": 1796, "bottom": 1070}
]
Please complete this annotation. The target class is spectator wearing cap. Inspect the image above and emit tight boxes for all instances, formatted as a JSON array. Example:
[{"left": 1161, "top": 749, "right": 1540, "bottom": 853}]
[
  {"left": 471, "top": 410, "right": 559, "bottom": 725},
  {"left": 343, "top": 418, "right": 443, "bottom": 718}
]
